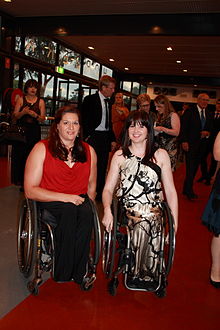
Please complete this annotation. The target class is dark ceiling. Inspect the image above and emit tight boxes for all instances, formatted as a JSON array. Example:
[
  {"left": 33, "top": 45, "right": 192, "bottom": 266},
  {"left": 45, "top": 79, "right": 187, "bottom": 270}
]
[{"left": 1, "top": 0, "right": 220, "bottom": 87}]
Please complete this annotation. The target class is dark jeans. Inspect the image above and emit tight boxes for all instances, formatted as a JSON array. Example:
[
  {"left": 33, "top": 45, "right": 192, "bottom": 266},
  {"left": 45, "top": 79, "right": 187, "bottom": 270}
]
[{"left": 39, "top": 197, "right": 93, "bottom": 283}]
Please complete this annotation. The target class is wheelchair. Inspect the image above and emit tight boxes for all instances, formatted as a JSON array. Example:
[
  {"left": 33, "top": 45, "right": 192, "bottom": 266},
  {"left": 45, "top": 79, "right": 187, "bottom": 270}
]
[
  {"left": 102, "top": 198, "right": 175, "bottom": 297},
  {"left": 17, "top": 198, "right": 101, "bottom": 295}
]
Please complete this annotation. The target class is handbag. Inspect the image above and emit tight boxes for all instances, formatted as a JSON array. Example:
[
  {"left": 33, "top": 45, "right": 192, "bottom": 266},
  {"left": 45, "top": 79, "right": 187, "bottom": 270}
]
[{"left": 0, "top": 121, "right": 26, "bottom": 144}]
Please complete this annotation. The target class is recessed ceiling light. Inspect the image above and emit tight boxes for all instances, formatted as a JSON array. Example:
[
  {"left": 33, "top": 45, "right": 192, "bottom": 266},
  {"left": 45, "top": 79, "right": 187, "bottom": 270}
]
[
  {"left": 124, "top": 67, "right": 129, "bottom": 71},
  {"left": 4, "top": 0, "right": 12, "bottom": 2},
  {"left": 194, "top": 84, "right": 198, "bottom": 87},
  {"left": 183, "top": 69, "right": 188, "bottom": 72},
  {"left": 167, "top": 47, "right": 172, "bottom": 51},
  {"left": 88, "top": 46, "right": 94, "bottom": 50},
  {"left": 148, "top": 82, "right": 153, "bottom": 85},
  {"left": 109, "top": 58, "right": 114, "bottom": 62},
  {"left": 176, "top": 60, "right": 181, "bottom": 64}
]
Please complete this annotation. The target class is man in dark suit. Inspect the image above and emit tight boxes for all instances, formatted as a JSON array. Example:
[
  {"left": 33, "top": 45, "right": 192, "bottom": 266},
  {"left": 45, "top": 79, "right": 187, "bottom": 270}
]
[
  {"left": 81, "top": 75, "right": 116, "bottom": 200},
  {"left": 180, "top": 93, "right": 213, "bottom": 200}
]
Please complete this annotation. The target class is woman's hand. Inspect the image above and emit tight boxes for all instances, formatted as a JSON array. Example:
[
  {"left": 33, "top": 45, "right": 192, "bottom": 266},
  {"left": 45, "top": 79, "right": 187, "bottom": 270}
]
[
  {"left": 68, "top": 195, "right": 85, "bottom": 206},
  {"left": 102, "top": 208, "right": 113, "bottom": 233}
]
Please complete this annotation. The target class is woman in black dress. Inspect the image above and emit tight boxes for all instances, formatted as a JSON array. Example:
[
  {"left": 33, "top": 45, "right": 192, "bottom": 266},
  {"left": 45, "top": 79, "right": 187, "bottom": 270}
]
[{"left": 11, "top": 79, "right": 46, "bottom": 187}]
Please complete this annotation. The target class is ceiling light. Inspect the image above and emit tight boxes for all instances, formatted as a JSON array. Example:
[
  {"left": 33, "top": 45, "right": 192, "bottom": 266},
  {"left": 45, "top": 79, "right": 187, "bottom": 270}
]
[
  {"left": 183, "top": 69, "right": 188, "bottom": 72},
  {"left": 194, "top": 84, "right": 198, "bottom": 87},
  {"left": 88, "top": 46, "right": 94, "bottom": 50},
  {"left": 148, "top": 82, "right": 153, "bottom": 85},
  {"left": 124, "top": 67, "right": 129, "bottom": 71},
  {"left": 167, "top": 47, "right": 172, "bottom": 51},
  {"left": 109, "top": 58, "right": 114, "bottom": 62},
  {"left": 176, "top": 60, "right": 181, "bottom": 64},
  {"left": 4, "top": 0, "right": 12, "bottom": 2}
]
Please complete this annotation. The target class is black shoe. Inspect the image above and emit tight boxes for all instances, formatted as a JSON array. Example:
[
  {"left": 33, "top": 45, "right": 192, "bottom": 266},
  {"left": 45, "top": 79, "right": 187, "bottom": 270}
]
[{"left": 210, "top": 278, "right": 220, "bottom": 289}]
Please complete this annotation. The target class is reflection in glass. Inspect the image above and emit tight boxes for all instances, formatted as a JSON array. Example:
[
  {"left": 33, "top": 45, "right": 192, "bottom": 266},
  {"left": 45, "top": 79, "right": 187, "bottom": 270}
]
[
  {"left": 140, "top": 85, "right": 147, "bottom": 94},
  {"left": 57, "top": 79, "right": 68, "bottom": 100},
  {"left": 24, "top": 37, "right": 56, "bottom": 64},
  {"left": 132, "top": 82, "right": 140, "bottom": 95},
  {"left": 101, "top": 65, "right": 113, "bottom": 77},
  {"left": 15, "top": 37, "right": 22, "bottom": 52},
  {"left": 131, "top": 97, "right": 137, "bottom": 111},
  {"left": 83, "top": 58, "right": 100, "bottom": 80},
  {"left": 59, "top": 45, "right": 81, "bottom": 74},
  {"left": 122, "top": 81, "right": 132, "bottom": 92},
  {"left": 68, "top": 82, "right": 79, "bottom": 102}
]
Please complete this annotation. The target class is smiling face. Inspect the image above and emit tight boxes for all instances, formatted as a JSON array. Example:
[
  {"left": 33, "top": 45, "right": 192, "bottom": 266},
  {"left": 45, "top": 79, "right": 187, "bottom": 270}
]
[
  {"left": 197, "top": 93, "right": 209, "bottom": 109},
  {"left": 154, "top": 102, "right": 166, "bottom": 115},
  {"left": 57, "top": 112, "right": 80, "bottom": 146},
  {"left": 128, "top": 121, "right": 148, "bottom": 143}
]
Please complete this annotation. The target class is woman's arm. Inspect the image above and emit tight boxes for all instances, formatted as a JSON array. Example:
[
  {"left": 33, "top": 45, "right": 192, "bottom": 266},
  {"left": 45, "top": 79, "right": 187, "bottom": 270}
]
[
  {"left": 156, "top": 148, "right": 178, "bottom": 233},
  {"left": 13, "top": 96, "right": 28, "bottom": 120},
  {"left": 155, "top": 112, "right": 180, "bottom": 137},
  {"left": 214, "top": 132, "right": 220, "bottom": 161},
  {"left": 37, "top": 99, "right": 46, "bottom": 122},
  {"left": 24, "top": 142, "right": 85, "bottom": 205},
  {"left": 102, "top": 150, "right": 122, "bottom": 232},
  {"left": 87, "top": 146, "right": 97, "bottom": 201}
]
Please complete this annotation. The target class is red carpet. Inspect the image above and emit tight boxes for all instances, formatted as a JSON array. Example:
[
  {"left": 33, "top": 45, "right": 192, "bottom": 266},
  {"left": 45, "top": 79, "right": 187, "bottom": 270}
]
[{"left": 1, "top": 163, "right": 219, "bottom": 330}]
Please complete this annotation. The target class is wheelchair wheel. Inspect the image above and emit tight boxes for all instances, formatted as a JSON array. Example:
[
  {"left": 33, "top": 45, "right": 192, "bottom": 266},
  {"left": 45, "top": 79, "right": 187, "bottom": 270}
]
[
  {"left": 161, "top": 202, "right": 175, "bottom": 276},
  {"left": 102, "top": 198, "right": 118, "bottom": 278},
  {"left": 108, "top": 277, "right": 119, "bottom": 296},
  {"left": 17, "top": 198, "right": 38, "bottom": 278},
  {"left": 88, "top": 199, "right": 101, "bottom": 267}
]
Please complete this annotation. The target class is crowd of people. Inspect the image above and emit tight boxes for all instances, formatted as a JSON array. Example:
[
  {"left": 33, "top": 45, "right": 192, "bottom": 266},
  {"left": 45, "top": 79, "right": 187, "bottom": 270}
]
[{"left": 4, "top": 74, "right": 220, "bottom": 290}]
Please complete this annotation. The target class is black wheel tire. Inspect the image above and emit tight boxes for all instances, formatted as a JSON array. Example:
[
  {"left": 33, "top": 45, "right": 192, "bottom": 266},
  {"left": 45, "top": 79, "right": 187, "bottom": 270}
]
[
  {"left": 108, "top": 278, "right": 119, "bottom": 296},
  {"left": 17, "top": 199, "right": 38, "bottom": 278}
]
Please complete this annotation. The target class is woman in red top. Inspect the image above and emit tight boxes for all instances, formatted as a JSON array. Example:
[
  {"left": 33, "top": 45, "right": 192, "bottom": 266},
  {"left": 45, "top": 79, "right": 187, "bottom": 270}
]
[{"left": 24, "top": 105, "right": 97, "bottom": 284}]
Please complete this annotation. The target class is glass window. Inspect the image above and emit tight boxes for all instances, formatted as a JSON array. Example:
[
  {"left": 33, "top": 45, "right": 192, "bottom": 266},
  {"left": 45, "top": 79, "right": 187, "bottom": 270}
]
[
  {"left": 131, "top": 98, "right": 137, "bottom": 111},
  {"left": 101, "top": 65, "right": 113, "bottom": 77},
  {"left": 122, "top": 81, "right": 132, "bottom": 92},
  {"left": 140, "top": 85, "right": 147, "bottom": 94},
  {"left": 59, "top": 45, "right": 81, "bottom": 74},
  {"left": 57, "top": 78, "right": 68, "bottom": 100},
  {"left": 24, "top": 37, "right": 56, "bottom": 64},
  {"left": 13, "top": 63, "right": 19, "bottom": 89},
  {"left": 68, "top": 81, "right": 79, "bottom": 102},
  {"left": 15, "top": 37, "right": 22, "bottom": 52},
  {"left": 123, "top": 95, "right": 130, "bottom": 108},
  {"left": 83, "top": 57, "right": 100, "bottom": 80},
  {"left": 132, "top": 82, "right": 140, "bottom": 95},
  {"left": 43, "top": 76, "right": 54, "bottom": 98},
  {"left": 81, "top": 86, "right": 90, "bottom": 101}
]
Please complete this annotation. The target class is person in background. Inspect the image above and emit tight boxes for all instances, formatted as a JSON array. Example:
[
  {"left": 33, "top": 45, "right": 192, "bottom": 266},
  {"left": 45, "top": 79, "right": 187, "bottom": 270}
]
[
  {"left": 111, "top": 92, "right": 129, "bottom": 144},
  {"left": 102, "top": 110, "right": 178, "bottom": 289},
  {"left": 205, "top": 98, "right": 220, "bottom": 185},
  {"left": 24, "top": 105, "right": 97, "bottom": 284},
  {"left": 202, "top": 131, "right": 220, "bottom": 288},
  {"left": 154, "top": 94, "right": 180, "bottom": 171},
  {"left": 136, "top": 93, "right": 156, "bottom": 124},
  {"left": 81, "top": 75, "right": 116, "bottom": 200},
  {"left": 180, "top": 93, "right": 213, "bottom": 200},
  {"left": 12, "top": 79, "right": 45, "bottom": 189}
]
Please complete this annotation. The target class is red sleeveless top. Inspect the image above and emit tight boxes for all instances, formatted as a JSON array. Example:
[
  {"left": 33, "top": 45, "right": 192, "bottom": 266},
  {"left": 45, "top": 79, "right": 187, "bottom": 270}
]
[{"left": 40, "top": 140, "right": 91, "bottom": 195}]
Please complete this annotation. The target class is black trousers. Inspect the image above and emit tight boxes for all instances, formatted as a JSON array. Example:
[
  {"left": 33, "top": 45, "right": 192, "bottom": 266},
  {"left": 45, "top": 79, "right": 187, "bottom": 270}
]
[
  {"left": 87, "top": 131, "right": 111, "bottom": 198},
  {"left": 39, "top": 197, "right": 93, "bottom": 283}
]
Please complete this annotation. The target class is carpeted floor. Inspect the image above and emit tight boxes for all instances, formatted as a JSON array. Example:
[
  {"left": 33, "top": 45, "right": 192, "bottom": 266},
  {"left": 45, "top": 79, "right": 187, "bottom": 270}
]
[{"left": 0, "top": 161, "right": 219, "bottom": 330}]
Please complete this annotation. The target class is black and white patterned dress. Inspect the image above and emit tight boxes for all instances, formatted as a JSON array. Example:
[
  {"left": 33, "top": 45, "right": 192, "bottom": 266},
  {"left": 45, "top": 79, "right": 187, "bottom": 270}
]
[{"left": 116, "top": 152, "right": 164, "bottom": 282}]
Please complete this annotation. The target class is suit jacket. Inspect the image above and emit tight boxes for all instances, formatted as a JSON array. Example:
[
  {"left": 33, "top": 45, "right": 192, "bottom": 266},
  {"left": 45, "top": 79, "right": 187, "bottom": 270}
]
[
  {"left": 179, "top": 105, "right": 213, "bottom": 146},
  {"left": 81, "top": 92, "right": 115, "bottom": 142}
]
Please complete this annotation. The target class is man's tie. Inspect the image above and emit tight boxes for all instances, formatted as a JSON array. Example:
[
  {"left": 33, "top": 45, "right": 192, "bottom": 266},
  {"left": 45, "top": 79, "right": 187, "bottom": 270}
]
[
  {"left": 201, "top": 109, "right": 205, "bottom": 129},
  {"left": 104, "top": 98, "right": 109, "bottom": 129}
]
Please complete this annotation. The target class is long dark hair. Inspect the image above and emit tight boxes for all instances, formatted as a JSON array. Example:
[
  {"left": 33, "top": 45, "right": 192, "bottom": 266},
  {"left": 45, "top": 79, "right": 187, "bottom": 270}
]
[
  {"left": 121, "top": 110, "right": 155, "bottom": 165},
  {"left": 48, "top": 105, "right": 87, "bottom": 163}
]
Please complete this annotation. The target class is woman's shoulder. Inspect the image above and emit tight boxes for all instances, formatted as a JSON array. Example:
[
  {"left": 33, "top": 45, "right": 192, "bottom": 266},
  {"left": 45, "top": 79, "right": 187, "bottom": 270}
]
[{"left": 154, "top": 148, "right": 169, "bottom": 161}]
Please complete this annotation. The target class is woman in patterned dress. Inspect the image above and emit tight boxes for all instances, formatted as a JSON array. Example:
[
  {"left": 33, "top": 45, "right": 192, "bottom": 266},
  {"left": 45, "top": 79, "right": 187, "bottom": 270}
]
[
  {"left": 154, "top": 94, "right": 180, "bottom": 171},
  {"left": 102, "top": 110, "right": 178, "bottom": 288}
]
